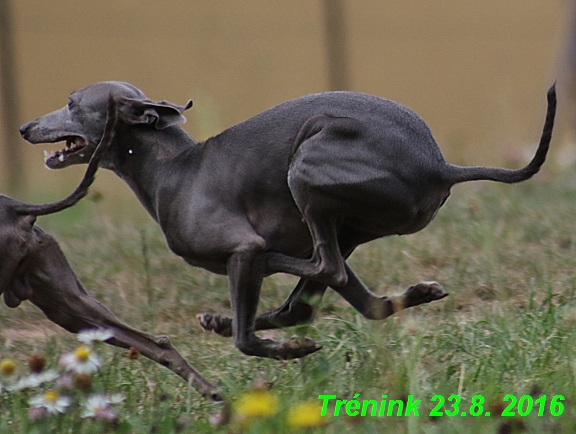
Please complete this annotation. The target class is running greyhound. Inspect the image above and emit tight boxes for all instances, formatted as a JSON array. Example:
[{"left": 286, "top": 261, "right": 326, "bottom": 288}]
[{"left": 19, "top": 82, "right": 556, "bottom": 365}]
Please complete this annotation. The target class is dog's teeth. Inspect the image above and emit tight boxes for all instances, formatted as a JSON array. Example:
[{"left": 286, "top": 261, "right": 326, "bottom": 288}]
[
  {"left": 43, "top": 150, "right": 50, "bottom": 160},
  {"left": 58, "top": 154, "right": 65, "bottom": 162}
]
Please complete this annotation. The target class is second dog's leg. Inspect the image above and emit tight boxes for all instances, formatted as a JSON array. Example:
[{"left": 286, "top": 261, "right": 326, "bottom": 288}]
[
  {"left": 13, "top": 233, "right": 222, "bottom": 400},
  {"left": 30, "top": 285, "right": 221, "bottom": 400}
]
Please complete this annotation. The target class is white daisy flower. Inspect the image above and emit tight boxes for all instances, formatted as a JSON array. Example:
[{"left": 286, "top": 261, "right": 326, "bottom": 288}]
[
  {"left": 108, "top": 393, "right": 125, "bottom": 404},
  {"left": 29, "top": 390, "right": 70, "bottom": 415},
  {"left": 59, "top": 345, "right": 101, "bottom": 374},
  {"left": 81, "top": 393, "right": 123, "bottom": 421},
  {"left": 77, "top": 328, "right": 114, "bottom": 344},
  {"left": 9, "top": 369, "right": 59, "bottom": 392}
]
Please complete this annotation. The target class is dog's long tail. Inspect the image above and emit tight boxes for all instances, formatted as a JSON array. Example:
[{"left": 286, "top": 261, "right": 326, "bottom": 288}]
[
  {"left": 443, "top": 84, "right": 556, "bottom": 185},
  {"left": 14, "top": 96, "right": 117, "bottom": 216}
]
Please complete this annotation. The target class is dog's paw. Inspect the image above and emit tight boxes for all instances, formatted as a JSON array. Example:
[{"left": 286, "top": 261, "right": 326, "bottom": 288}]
[
  {"left": 155, "top": 335, "right": 172, "bottom": 348},
  {"left": 404, "top": 281, "right": 448, "bottom": 308},
  {"left": 274, "top": 336, "right": 322, "bottom": 360},
  {"left": 196, "top": 313, "right": 233, "bottom": 337}
]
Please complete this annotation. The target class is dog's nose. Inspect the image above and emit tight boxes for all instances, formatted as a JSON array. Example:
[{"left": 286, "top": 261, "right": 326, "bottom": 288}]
[{"left": 19, "top": 121, "right": 33, "bottom": 138}]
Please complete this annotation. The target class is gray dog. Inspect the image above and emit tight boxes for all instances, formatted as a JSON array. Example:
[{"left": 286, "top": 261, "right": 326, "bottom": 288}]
[
  {"left": 3, "top": 99, "right": 219, "bottom": 398},
  {"left": 19, "top": 82, "right": 556, "bottom": 390}
]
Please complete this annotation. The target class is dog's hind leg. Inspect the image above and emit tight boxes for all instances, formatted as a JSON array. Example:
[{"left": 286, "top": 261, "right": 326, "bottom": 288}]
[
  {"left": 266, "top": 214, "right": 348, "bottom": 287},
  {"left": 330, "top": 263, "right": 448, "bottom": 320},
  {"left": 266, "top": 115, "right": 374, "bottom": 287},
  {"left": 254, "top": 278, "right": 326, "bottom": 330}
]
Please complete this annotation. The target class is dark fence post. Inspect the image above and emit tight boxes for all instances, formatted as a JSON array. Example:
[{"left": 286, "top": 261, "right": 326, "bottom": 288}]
[
  {"left": 323, "top": 0, "right": 350, "bottom": 91},
  {"left": 0, "top": 0, "right": 24, "bottom": 194}
]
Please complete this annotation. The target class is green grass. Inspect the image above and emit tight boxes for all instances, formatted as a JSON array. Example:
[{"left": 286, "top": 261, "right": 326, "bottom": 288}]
[{"left": 3, "top": 172, "right": 576, "bottom": 432}]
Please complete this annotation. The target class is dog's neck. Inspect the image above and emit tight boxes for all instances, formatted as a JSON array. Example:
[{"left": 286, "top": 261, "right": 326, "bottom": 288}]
[{"left": 109, "top": 126, "right": 202, "bottom": 222}]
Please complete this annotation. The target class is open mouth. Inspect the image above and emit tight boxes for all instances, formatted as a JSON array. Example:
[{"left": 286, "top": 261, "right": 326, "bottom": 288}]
[{"left": 43, "top": 136, "right": 89, "bottom": 169}]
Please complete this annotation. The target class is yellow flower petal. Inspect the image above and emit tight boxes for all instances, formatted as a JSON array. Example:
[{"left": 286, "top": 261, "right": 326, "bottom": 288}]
[
  {"left": 0, "top": 358, "right": 16, "bottom": 378},
  {"left": 44, "top": 390, "right": 60, "bottom": 404},
  {"left": 74, "top": 346, "right": 91, "bottom": 362},
  {"left": 287, "top": 401, "right": 325, "bottom": 428},
  {"left": 235, "top": 389, "right": 279, "bottom": 419}
]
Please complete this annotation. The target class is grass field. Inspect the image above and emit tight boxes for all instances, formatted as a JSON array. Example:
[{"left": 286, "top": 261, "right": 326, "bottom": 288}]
[{"left": 2, "top": 171, "right": 576, "bottom": 433}]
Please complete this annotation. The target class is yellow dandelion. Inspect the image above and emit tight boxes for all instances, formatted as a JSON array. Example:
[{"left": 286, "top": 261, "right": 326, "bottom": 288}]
[
  {"left": 0, "top": 358, "right": 17, "bottom": 378},
  {"left": 287, "top": 400, "right": 325, "bottom": 428},
  {"left": 235, "top": 389, "right": 279, "bottom": 420}
]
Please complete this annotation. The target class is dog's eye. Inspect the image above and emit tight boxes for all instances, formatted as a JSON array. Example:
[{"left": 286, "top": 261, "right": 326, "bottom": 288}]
[{"left": 67, "top": 98, "right": 73, "bottom": 108}]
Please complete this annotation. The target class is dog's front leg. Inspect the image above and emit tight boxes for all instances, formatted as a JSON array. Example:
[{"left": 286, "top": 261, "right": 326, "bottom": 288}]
[
  {"left": 198, "top": 244, "right": 359, "bottom": 337},
  {"left": 198, "top": 278, "right": 327, "bottom": 337},
  {"left": 227, "top": 250, "right": 321, "bottom": 360}
]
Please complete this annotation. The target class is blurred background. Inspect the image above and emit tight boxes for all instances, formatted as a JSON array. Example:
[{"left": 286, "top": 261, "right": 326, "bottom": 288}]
[{"left": 0, "top": 0, "right": 572, "bottom": 220}]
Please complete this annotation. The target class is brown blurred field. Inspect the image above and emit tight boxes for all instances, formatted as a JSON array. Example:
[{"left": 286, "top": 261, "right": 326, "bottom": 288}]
[{"left": 0, "top": 1, "right": 568, "bottom": 218}]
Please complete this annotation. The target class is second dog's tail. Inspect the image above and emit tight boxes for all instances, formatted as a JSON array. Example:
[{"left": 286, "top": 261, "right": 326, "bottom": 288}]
[
  {"left": 14, "top": 96, "right": 117, "bottom": 216},
  {"left": 443, "top": 84, "right": 556, "bottom": 185}
]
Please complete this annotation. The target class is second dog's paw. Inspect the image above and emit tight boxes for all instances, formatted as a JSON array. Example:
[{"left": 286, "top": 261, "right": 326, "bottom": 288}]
[{"left": 196, "top": 313, "right": 233, "bottom": 337}]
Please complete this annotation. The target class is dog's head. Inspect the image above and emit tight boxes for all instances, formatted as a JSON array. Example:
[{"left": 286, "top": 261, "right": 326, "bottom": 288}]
[{"left": 20, "top": 81, "right": 192, "bottom": 170}]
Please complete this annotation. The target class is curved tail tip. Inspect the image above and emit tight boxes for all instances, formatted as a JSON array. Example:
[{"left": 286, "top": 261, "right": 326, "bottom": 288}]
[{"left": 548, "top": 82, "right": 557, "bottom": 102}]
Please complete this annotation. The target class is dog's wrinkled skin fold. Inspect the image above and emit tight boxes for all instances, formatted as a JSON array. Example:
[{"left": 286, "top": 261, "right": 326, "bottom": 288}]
[
  {"left": 20, "top": 82, "right": 555, "bottom": 372},
  {"left": 2, "top": 100, "right": 220, "bottom": 400}
]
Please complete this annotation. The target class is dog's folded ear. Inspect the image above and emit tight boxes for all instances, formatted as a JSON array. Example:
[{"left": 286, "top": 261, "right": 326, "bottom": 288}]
[{"left": 117, "top": 97, "right": 193, "bottom": 130}]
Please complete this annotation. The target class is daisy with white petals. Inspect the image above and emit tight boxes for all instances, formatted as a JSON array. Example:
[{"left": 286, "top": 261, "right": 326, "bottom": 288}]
[
  {"left": 9, "top": 369, "right": 59, "bottom": 392},
  {"left": 29, "top": 390, "right": 70, "bottom": 415},
  {"left": 59, "top": 345, "right": 101, "bottom": 374},
  {"left": 77, "top": 328, "right": 114, "bottom": 344},
  {"left": 81, "top": 393, "right": 125, "bottom": 421}
]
